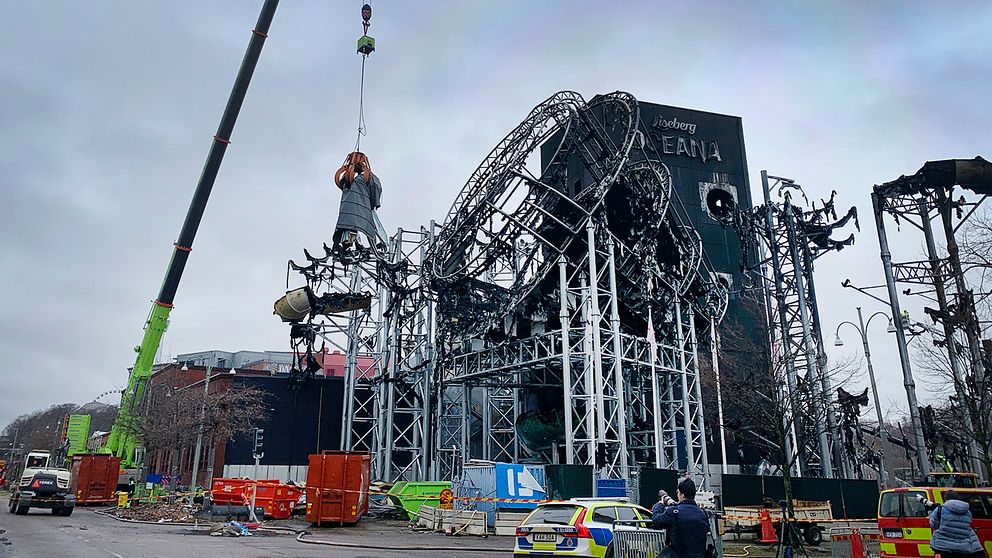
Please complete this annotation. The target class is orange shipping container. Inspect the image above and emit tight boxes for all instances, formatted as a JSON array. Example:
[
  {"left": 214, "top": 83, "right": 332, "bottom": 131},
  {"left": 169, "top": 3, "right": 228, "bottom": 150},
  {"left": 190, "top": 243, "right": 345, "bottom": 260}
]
[
  {"left": 306, "top": 451, "right": 371, "bottom": 526},
  {"left": 70, "top": 454, "right": 121, "bottom": 505}
]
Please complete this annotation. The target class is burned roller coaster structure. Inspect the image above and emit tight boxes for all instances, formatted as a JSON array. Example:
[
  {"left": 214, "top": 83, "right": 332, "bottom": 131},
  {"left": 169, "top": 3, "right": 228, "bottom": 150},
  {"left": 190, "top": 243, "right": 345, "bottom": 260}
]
[
  {"left": 425, "top": 91, "right": 729, "bottom": 485},
  {"left": 276, "top": 90, "right": 872, "bottom": 485},
  {"left": 274, "top": 91, "right": 731, "bottom": 484}
]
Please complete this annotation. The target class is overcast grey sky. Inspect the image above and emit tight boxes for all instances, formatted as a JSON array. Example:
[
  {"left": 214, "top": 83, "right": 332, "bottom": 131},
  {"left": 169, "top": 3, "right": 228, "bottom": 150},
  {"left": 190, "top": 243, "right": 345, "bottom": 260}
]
[{"left": 1, "top": 1, "right": 990, "bottom": 428}]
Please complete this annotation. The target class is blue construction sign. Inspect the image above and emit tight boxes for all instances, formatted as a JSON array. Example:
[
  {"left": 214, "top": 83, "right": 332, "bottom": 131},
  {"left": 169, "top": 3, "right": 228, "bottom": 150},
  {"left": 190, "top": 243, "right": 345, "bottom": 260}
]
[{"left": 495, "top": 463, "right": 547, "bottom": 509}]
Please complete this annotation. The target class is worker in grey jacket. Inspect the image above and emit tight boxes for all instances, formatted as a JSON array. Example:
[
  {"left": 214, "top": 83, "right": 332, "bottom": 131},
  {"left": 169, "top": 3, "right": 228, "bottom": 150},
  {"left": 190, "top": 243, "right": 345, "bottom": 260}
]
[{"left": 928, "top": 491, "right": 983, "bottom": 558}]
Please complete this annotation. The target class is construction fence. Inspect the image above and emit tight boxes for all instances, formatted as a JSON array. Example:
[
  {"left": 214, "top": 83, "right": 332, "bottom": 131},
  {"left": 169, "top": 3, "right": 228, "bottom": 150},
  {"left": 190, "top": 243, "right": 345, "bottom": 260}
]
[{"left": 720, "top": 474, "right": 880, "bottom": 519}]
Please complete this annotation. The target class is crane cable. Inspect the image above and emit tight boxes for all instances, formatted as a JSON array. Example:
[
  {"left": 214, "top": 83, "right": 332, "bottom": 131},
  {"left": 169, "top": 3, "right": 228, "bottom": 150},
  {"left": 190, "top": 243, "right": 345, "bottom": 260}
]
[
  {"left": 354, "top": 3, "right": 373, "bottom": 152},
  {"left": 335, "top": 4, "right": 375, "bottom": 189}
]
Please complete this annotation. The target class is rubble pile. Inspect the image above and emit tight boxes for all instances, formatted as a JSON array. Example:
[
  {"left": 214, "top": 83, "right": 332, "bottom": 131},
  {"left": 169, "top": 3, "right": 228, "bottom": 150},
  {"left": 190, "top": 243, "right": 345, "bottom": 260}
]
[{"left": 115, "top": 501, "right": 199, "bottom": 523}]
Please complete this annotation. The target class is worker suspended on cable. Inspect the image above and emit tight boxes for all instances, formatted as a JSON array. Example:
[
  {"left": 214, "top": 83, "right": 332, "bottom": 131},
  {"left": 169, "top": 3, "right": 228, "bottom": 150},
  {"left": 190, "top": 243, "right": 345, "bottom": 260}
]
[{"left": 332, "top": 151, "right": 382, "bottom": 256}]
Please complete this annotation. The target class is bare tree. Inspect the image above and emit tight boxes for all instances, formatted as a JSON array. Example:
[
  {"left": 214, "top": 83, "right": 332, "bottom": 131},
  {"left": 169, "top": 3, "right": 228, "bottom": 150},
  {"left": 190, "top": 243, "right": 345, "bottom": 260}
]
[
  {"left": 912, "top": 205, "right": 992, "bottom": 477},
  {"left": 718, "top": 299, "right": 861, "bottom": 513},
  {"left": 139, "top": 377, "right": 268, "bottom": 497}
]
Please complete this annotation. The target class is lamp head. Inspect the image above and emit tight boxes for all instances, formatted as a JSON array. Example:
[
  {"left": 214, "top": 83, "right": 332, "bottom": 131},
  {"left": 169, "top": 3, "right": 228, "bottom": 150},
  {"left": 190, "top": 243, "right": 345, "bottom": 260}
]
[
  {"left": 833, "top": 334, "right": 844, "bottom": 347},
  {"left": 886, "top": 320, "right": 897, "bottom": 334}
]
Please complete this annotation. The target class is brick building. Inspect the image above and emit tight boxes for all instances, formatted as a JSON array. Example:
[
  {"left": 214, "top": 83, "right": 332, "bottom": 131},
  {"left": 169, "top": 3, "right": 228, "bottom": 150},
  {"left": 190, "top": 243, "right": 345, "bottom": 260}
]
[{"left": 144, "top": 362, "right": 343, "bottom": 487}]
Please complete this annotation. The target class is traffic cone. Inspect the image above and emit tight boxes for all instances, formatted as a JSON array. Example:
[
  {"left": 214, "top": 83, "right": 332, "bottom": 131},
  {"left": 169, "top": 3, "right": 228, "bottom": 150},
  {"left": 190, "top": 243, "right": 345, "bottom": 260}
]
[
  {"left": 758, "top": 509, "right": 778, "bottom": 543},
  {"left": 850, "top": 529, "right": 866, "bottom": 558}
]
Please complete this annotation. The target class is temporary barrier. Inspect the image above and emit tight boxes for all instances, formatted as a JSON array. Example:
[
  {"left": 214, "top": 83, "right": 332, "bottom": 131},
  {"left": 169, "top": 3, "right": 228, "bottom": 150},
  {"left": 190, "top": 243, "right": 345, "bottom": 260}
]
[
  {"left": 415, "top": 505, "right": 487, "bottom": 536},
  {"left": 638, "top": 468, "right": 680, "bottom": 508},
  {"left": 211, "top": 477, "right": 302, "bottom": 519},
  {"left": 545, "top": 464, "right": 593, "bottom": 500},
  {"left": 454, "top": 463, "right": 546, "bottom": 527},
  {"left": 612, "top": 525, "right": 667, "bottom": 558},
  {"left": 494, "top": 511, "right": 530, "bottom": 536},
  {"left": 70, "top": 454, "right": 122, "bottom": 505},
  {"left": 830, "top": 527, "right": 881, "bottom": 558},
  {"left": 386, "top": 480, "right": 451, "bottom": 520},
  {"left": 306, "top": 451, "right": 371, "bottom": 526},
  {"left": 248, "top": 482, "right": 303, "bottom": 520},
  {"left": 721, "top": 473, "right": 880, "bottom": 520}
]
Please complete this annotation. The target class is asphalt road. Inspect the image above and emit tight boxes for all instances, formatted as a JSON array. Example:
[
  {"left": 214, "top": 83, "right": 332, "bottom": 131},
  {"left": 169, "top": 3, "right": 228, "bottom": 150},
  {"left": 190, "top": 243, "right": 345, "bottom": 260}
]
[{"left": 0, "top": 501, "right": 513, "bottom": 558}]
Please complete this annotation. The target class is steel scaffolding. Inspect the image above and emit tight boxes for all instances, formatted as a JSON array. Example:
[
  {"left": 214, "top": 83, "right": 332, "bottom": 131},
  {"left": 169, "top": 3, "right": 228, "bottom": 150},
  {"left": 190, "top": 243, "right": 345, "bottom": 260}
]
[
  {"left": 742, "top": 172, "right": 860, "bottom": 478},
  {"left": 872, "top": 157, "right": 992, "bottom": 479}
]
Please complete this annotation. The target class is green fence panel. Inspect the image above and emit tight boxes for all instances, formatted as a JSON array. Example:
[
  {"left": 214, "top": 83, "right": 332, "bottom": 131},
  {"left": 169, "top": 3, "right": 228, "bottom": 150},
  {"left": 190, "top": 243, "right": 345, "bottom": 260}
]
[
  {"left": 792, "top": 477, "right": 844, "bottom": 517},
  {"left": 720, "top": 474, "right": 785, "bottom": 506},
  {"left": 720, "top": 474, "right": 880, "bottom": 520},
  {"left": 637, "top": 468, "right": 680, "bottom": 508},
  {"left": 545, "top": 464, "right": 593, "bottom": 500},
  {"left": 838, "top": 479, "right": 880, "bottom": 519}
]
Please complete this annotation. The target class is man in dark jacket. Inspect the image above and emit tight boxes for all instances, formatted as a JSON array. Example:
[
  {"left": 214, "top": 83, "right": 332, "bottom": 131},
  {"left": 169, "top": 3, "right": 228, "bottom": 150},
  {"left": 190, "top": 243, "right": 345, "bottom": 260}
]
[
  {"left": 652, "top": 477, "right": 711, "bottom": 558},
  {"left": 928, "top": 490, "right": 983, "bottom": 558}
]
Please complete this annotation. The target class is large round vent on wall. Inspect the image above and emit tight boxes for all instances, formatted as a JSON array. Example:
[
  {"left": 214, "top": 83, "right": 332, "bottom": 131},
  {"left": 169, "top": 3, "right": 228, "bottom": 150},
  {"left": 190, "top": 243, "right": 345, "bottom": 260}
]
[{"left": 700, "top": 182, "right": 738, "bottom": 224}]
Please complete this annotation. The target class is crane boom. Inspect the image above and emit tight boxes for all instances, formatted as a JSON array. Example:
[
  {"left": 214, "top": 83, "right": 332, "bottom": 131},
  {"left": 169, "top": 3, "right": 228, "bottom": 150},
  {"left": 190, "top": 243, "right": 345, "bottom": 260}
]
[{"left": 104, "top": 0, "right": 280, "bottom": 468}]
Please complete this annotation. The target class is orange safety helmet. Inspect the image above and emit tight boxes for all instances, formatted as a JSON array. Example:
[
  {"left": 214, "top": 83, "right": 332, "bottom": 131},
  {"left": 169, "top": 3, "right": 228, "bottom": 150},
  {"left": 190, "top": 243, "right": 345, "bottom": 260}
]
[{"left": 334, "top": 151, "right": 372, "bottom": 190}]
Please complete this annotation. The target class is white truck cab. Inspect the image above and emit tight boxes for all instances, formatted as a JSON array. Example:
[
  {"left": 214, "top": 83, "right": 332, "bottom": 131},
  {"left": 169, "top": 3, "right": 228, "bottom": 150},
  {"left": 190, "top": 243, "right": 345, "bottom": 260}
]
[{"left": 8, "top": 450, "right": 74, "bottom": 516}]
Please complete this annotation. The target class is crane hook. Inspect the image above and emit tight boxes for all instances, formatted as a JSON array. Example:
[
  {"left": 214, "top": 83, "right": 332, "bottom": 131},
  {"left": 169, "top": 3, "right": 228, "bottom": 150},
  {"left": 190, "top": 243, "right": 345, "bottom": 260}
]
[
  {"left": 357, "top": 3, "right": 375, "bottom": 55},
  {"left": 362, "top": 4, "right": 372, "bottom": 35}
]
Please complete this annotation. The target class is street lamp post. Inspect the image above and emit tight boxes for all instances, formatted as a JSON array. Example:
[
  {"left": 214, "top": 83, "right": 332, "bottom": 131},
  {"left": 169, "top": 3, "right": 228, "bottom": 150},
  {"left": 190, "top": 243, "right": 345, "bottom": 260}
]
[
  {"left": 189, "top": 357, "right": 216, "bottom": 503},
  {"left": 834, "top": 307, "right": 896, "bottom": 487}
]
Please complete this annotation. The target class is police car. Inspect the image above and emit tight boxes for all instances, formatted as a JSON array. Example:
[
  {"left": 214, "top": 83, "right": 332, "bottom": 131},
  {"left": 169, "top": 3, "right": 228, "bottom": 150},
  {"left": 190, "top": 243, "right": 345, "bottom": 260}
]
[{"left": 514, "top": 498, "right": 653, "bottom": 557}]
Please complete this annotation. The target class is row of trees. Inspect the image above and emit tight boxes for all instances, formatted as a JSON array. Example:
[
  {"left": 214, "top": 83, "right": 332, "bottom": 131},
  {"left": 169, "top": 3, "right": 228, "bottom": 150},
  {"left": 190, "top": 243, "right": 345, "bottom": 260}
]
[
  {"left": 1, "top": 402, "right": 118, "bottom": 457},
  {"left": 139, "top": 374, "right": 268, "bottom": 490}
]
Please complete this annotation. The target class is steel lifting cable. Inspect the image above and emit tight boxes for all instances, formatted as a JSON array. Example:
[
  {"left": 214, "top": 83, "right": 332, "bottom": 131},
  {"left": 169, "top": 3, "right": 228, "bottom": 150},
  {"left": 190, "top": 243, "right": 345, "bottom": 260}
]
[
  {"left": 354, "top": 3, "right": 374, "bottom": 152},
  {"left": 355, "top": 56, "right": 368, "bottom": 151}
]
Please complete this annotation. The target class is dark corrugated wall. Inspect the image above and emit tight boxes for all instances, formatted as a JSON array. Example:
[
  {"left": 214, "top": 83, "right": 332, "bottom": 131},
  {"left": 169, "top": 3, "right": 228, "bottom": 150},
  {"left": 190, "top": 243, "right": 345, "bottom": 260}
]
[{"left": 224, "top": 376, "right": 344, "bottom": 466}]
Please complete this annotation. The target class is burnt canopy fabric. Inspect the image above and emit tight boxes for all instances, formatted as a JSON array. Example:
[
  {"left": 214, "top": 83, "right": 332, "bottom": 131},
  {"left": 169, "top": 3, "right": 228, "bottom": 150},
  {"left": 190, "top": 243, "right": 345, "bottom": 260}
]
[{"left": 334, "top": 171, "right": 382, "bottom": 243}]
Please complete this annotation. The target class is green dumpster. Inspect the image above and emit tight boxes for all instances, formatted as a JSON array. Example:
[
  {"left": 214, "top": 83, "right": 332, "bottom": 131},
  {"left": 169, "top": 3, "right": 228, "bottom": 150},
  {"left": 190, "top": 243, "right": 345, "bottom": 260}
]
[{"left": 386, "top": 481, "right": 452, "bottom": 520}]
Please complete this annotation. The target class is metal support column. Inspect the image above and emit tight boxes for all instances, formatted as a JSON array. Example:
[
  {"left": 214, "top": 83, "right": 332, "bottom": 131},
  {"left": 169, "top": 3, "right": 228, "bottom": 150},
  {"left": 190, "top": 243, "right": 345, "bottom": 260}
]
[
  {"left": 918, "top": 197, "right": 983, "bottom": 477},
  {"left": 711, "top": 318, "right": 729, "bottom": 474},
  {"left": 785, "top": 207, "right": 833, "bottom": 478},
  {"left": 871, "top": 191, "right": 930, "bottom": 477}
]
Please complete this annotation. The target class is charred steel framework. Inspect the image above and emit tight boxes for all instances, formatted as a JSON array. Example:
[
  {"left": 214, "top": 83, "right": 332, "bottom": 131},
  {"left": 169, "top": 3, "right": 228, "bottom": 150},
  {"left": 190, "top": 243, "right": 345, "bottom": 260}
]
[
  {"left": 282, "top": 227, "right": 435, "bottom": 481},
  {"left": 282, "top": 91, "right": 731, "bottom": 483},
  {"left": 872, "top": 157, "right": 992, "bottom": 479},
  {"left": 423, "top": 91, "right": 729, "bottom": 484},
  {"left": 737, "top": 172, "right": 861, "bottom": 478}
]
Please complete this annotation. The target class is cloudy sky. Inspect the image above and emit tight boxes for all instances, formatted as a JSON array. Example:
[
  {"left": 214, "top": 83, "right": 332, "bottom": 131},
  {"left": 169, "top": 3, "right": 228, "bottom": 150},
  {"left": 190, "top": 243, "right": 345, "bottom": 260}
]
[{"left": 1, "top": 1, "right": 990, "bottom": 429}]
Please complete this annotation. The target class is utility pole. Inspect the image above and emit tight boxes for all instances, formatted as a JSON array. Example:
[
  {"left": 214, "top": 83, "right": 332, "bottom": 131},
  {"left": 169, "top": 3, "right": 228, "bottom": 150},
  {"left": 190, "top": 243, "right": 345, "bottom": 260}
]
[
  {"left": 711, "top": 317, "right": 729, "bottom": 474},
  {"left": 917, "top": 196, "right": 984, "bottom": 479}
]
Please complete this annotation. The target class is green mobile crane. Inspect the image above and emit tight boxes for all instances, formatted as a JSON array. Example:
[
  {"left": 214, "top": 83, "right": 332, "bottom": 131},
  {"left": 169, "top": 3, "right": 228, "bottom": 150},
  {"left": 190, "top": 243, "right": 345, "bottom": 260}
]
[{"left": 102, "top": 0, "right": 279, "bottom": 469}]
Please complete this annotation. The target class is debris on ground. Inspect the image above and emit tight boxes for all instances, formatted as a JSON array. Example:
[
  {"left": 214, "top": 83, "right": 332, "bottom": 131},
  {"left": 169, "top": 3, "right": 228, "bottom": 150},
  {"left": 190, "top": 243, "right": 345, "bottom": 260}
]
[
  {"left": 209, "top": 521, "right": 253, "bottom": 537},
  {"left": 114, "top": 501, "right": 199, "bottom": 523}
]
